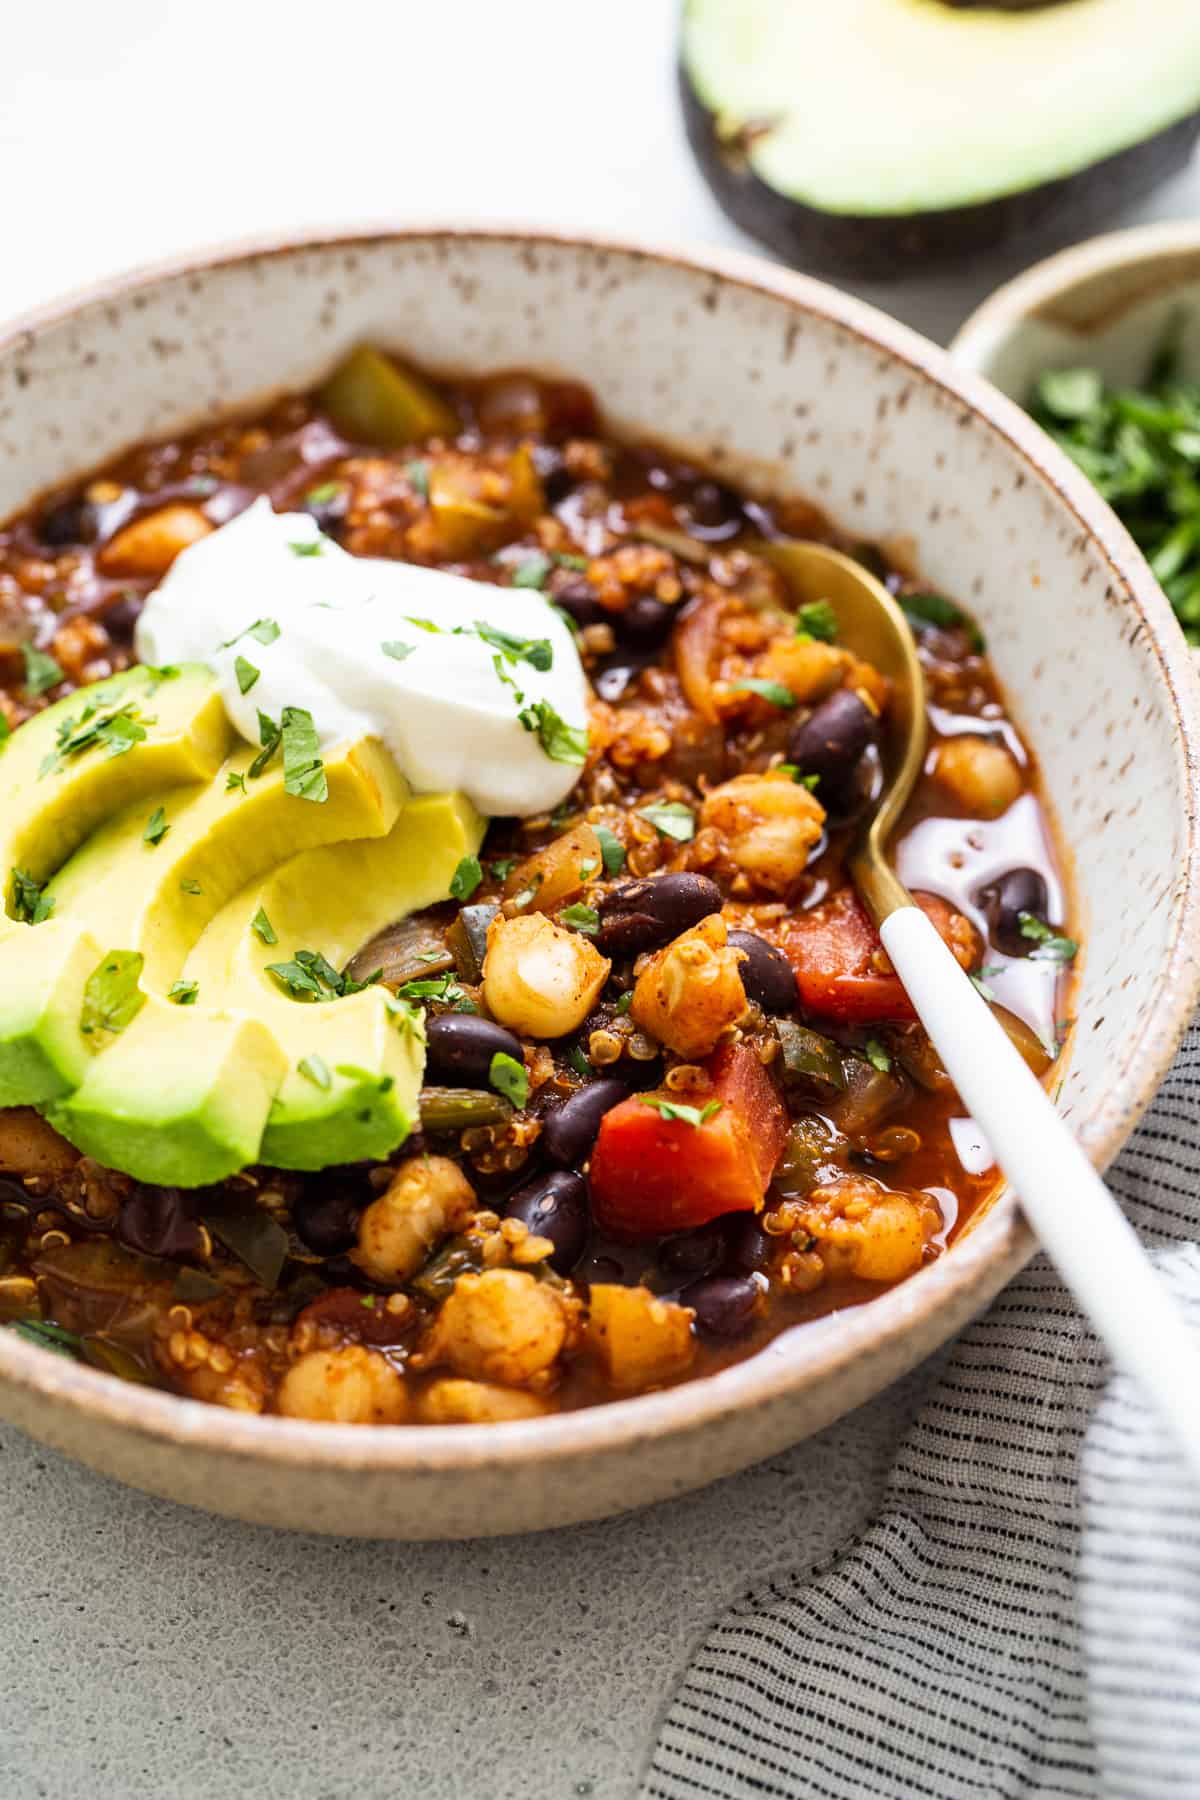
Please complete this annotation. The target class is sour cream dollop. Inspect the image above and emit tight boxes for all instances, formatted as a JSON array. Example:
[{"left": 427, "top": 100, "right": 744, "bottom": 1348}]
[{"left": 133, "top": 498, "right": 590, "bottom": 817}]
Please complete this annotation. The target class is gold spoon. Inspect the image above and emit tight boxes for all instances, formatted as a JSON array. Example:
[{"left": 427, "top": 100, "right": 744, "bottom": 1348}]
[{"left": 759, "top": 539, "right": 1200, "bottom": 1477}]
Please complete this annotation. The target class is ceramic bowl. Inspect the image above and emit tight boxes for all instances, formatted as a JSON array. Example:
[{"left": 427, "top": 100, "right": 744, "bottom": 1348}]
[
  {"left": 0, "top": 229, "right": 1196, "bottom": 1539},
  {"left": 951, "top": 220, "right": 1200, "bottom": 399}
]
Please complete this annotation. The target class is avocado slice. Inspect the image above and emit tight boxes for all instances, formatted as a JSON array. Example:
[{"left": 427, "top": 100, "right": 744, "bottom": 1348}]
[
  {"left": 185, "top": 792, "right": 485, "bottom": 1169},
  {"left": 0, "top": 663, "right": 230, "bottom": 892},
  {"left": 41, "top": 735, "right": 409, "bottom": 1180},
  {"left": 680, "top": 0, "right": 1200, "bottom": 279}
]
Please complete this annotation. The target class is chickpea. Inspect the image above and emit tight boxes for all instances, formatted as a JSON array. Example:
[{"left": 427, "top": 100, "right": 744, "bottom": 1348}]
[
  {"left": 352, "top": 1154, "right": 476, "bottom": 1284},
  {"left": 97, "top": 503, "right": 212, "bottom": 578},
  {"left": 799, "top": 1176, "right": 941, "bottom": 1283},
  {"left": 933, "top": 736, "right": 1022, "bottom": 819},
  {"left": 483, "top": 910, "right": 610, "bottom": 1039},
  {"left": 630, "top": 913, "right": 748, "bottom": 1059},
  {"left": 700, "top": 770, "right": 826, "bottom": 895},
  {"left": 427, "top": 1268, "right": 566, "bottom": 1387},
  {"left": 416, "top": 1378, "right": 550, "bottom": 1423},
  {"left": 756, "top": 636, "right": 847, "bottom": 705},
  {"left": 586, "top": 1284, "right": 695, "bottom": 1391},
  {"left": 276, "top": 1346, "right": 408, "bottom": 1423}
]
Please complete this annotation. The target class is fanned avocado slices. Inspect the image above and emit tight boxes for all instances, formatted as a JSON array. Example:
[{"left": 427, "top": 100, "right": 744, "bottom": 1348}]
[{"left": 680, "top": 0, "right": 1200, "bottom": 279}]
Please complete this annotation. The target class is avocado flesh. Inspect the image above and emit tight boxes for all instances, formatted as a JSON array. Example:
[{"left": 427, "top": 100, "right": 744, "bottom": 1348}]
[
  {"left": 681, "top": 0, "right": 1200, "bottom": 276},
  {"left": 41, "top": 736, "right": 409, "bottom": 1182},
  {"left": 0, "top": 664, "right": 231, "bottom": 891},
  {"left": 185, "top": 792, "right": 485, "bottom": 1170}
]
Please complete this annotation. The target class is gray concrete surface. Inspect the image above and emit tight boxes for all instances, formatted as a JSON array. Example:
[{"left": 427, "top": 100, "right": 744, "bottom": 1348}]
[{"left": 3, "top": 3, "right": 1199, "bottom": 1795}]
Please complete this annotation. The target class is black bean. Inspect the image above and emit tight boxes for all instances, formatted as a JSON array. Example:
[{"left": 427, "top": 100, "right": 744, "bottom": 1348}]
[
  {"left": 686, "top": 479, "right": 744, "bottom": 540},
  {"left": 597, "top": 872, "right": 722, "bottom": 957},
  {"left": 679, "top": 1273, "right": 764, "bottom": 1339},
  {"left": 292, "top": 1184, "right": 362, "bottom": 1257},
  {"left": 302, "top": 487, "right": 348, "bottom": 535},
  {"left": 553, "top": 577, "right": 603, "bottom": 629},
  {"left": 788, "top": 688, "right": 878, "bottom": 803},
  {"left": 504, "top": 1170, "right": 589, "bottom": 1273},
  {"left": 618, "top": 595, "right": 675, "bottom": 647},
  {"left": 723, "top": 1215, "right": 773, "bottom": 1276},
  {"left": 117, "top": 1186, "right": 202, "bottom": 1259},
  {"left": 424, "top": 1014, "right": 523, "bottom": 1089},
  {"left": 975, "top": 866, "right": 1049, "bottom": 958},
  {"left": 543, "top": 1078, "right": 630, "bottom": 1168},
  {"left": 38, "top": 495, "right": 96, "bottom": 548},
  {"left": 659, "top": 1221, "right": 726, "bottom": 1281},
  {"left": 727, "top": 930, "right": 796, "bottom": 1015}
]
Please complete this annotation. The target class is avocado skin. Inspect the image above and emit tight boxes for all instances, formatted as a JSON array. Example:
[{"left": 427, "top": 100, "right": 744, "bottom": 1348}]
[{"left": 680, "top": 63, "right": 1200, "bottom": 282}]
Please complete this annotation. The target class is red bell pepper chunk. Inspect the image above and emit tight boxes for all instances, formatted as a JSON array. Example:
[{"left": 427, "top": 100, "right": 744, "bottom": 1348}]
[
  {"left": 590, "top": 1041, "right": 788, "bottom": 1239},
  {"left": 778, "top": 888, "right": 974, "bottom": 1023}
]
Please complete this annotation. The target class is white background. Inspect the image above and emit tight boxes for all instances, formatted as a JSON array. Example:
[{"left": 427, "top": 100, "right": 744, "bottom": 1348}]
[{"left": 2, "top": 4, "right": 1199, "bottom": 1798}]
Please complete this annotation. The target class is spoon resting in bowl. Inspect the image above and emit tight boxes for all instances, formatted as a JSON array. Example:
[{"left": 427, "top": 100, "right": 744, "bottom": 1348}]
[{"left": 761, "top": 539, "right": 1200, "bottom": 1478}]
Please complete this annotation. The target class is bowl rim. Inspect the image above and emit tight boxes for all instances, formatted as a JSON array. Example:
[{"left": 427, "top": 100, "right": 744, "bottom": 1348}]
[
  {"left": 951, "top": 219, "right": 1200, "bottom": 372},
  {"left": 1, "top": 220, "right": 1198, "bottom": 1478}
]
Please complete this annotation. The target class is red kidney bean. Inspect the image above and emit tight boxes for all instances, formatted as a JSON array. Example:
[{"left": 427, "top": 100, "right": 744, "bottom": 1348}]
[
  {"left": 596, "top": 872, "right": 722, "bottom": 957},
  {"left": 727, "top": 930, "right": 797, "bottom": 1015},
  {"left": 679, "top": 1274, "right": 764, "bottom": 1339},
  {"left": 504, "top": 1170, "right": 590, "bottom": 1273},
  {"left": 788, "top": 688, "right": 878, "bottom": 808},
  {"left": 424, "top": 1014, "right": 524, "bottom": 1089},
  {"left": 543, "top": 1078, "right": 630, "bottom": 1168},
  {"left": 117, "top": 1186, "right": 202, "bottom": 1259},
  {"left": 975, "top": 866, "right": 1049, "bottom": 957},
  {"left": 618, "top": 595, "right": 675, "bottom": 647},
  {"left": 292, "top": 1184, "right": 362, "bottom": 1257}
]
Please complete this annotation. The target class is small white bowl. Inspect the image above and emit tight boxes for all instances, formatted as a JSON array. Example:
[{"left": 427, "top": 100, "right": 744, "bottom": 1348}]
[{"left": 952, "top": 220, "right": 1200, "bottom": 399}]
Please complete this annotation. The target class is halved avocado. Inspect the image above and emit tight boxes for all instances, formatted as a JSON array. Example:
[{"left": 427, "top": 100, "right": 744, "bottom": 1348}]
[
  {"left": 681, "top": 0, "right": 1200, "bottom": 280},
  {"left": 184, "top": 792, "right": 485, "bottom": 1170}
]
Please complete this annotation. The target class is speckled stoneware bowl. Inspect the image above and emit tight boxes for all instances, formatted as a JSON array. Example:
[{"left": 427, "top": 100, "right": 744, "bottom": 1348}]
[
  {"left": 0, "top": 228, "right": 1196, "bottom": 1539},
  {"left": 952, "top": 220, "right": 1200, "bottom": 403}
]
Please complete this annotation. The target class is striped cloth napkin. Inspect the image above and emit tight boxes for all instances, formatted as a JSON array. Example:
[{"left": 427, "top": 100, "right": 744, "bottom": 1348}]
[{"left": 644, "top": 1025, "right": 1200, "bottom": 1800}]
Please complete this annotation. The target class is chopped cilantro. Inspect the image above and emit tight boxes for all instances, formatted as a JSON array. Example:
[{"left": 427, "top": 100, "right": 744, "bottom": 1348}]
[
  {"left": 864, "top": 1038, "right": 892, "bottom": 1073},
  {"left": 733, "top": 677, "right": 796, "bottom": 709},
  {"left": 382, "top": 640, "right": 415, "bottom": 663},
  {"left": 640, "top": 1095, "right": 722, "bottom": 1128},
  {"left": 222, "top": 617, "right": 280, "bottom": 648},
  {"left": 1018, "top": 913, "right": 1079, "bottom": 963},
  {"left": 795, "top": 600, "right": 838, "bottom": 643},
  {"left": 555, "top": 552, "right": 589, "bottom": 571},
  {"left": 450, "top": 854, "right": 483, "bottom": 901},
  {"left": 280, "top": 706, "right": 327, "bottom": 803},
  {"left": 226, "top": 771, "right": 247, "bottom": 794},
  {"left": 288, "top": 538, "right": 325, "bottom": 558},
  {"left": 560, "top": 902, "right": 600, "bottom": 935},
  {"left": 509, "top": 873, "right": 543, "bottom": 911},
  {"left": 0, "top": 712, "right": 9, "bottom": 746},
  {"left": 637, "top": 800, "right": 695, "bottom": 843},
  {"left": 298, "top": 1053, "right": 332, "bottom": 1090},
  {"left": 143, "top": 806, "right": 168, "bottom": 847},
  {"left": 247, "top": 710, "right": 282, "bottom": 780},
  {"left": 168, "top": 980, "right": 199, "bottom": 1006},
  {"left": 304, "top": 480, "right": 341, "bottom": 507},
  {"left": 395, "top": 970, "right": 468, "bottom": 1004},
  {"left": 969, "top": 972, "right": 997, "bottom": 1003},
  {"left": 234, "top": 656, "right": 260, "bottom": 695},
  {"left": 21, "top": 643, "right": 63, "bottom": 697},
  {"left": 566, "top": 1045, "right": 592, "bottom": 1079},
  {"left": 9, "top": 1318, "right": 83, "bottom": 1359},
  {"left": 517, "top": 698, "right": 587, "bottom": 765},
  {"left": 900, "top": 591, "right": 984, "bottom": 653},
  {"left": 578, "top": 858, "right": 599, "bottom": 880},
  {"left": 39, "top": 697, "right": 150, "bottom": 777},
  {"left": 80, "top": 950, "right": 145, "bottom": 1038},
  {"left": 614, "top": 991, "right": 633, "bottom": 1015},
  {"left": 9, "top": 867, "right": 53, "bottom": 924},
  {"left": 251, "top": 907, "right": 277, "bottom": 946},
  {"left": 475, "top": 619, "right": 553, "bottom": 671},
  {"left": 406, "top": 459, "right": 430, "bottom": 500},
  {"left": 512, "top": 551, "right": 552, "bottom": 590},
  {"left": 489, "top": 1051, "right": 529, "bottom": 1109},
  {"left": 489, "top": 857, "right": 517, "bottom": 882},
  {"left": 179, "top": 877, "right": 202, "bottom": 895},
  {"left": 593, "top": 824, "right": 626, "bottom": 876}
]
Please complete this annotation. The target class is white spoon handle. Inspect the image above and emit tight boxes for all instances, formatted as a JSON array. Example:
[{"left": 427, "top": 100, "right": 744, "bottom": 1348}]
[{"left": 880, "top": 904, "right": 1200, "bottom": 1478}]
